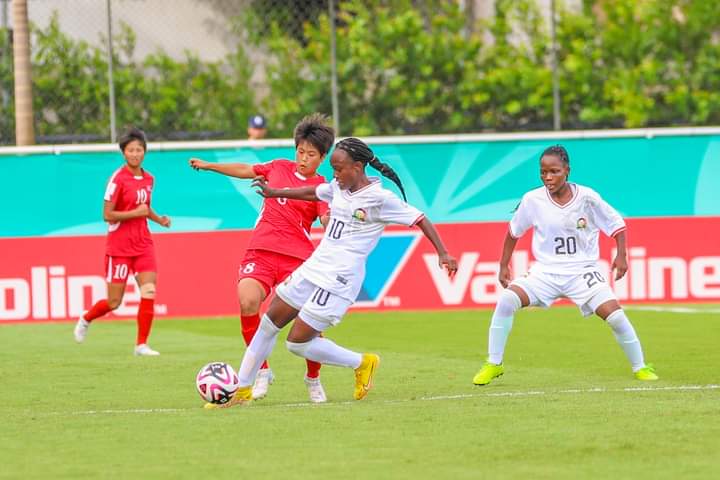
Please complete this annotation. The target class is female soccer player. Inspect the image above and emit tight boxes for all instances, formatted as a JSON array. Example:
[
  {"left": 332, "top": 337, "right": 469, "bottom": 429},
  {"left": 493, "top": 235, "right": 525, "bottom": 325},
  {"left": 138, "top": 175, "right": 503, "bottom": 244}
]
[
  {"left": 189, "top": 114, "right": 334, "bottom": 402},
  {"left": 73, "top": 127, "right": 171, "bottom": 356},
  {"left": 472, "top": 145, "right": 658, "bottom": 386},
  {"left": 205, "top": 137, "right": 459, "bottom": 409}
]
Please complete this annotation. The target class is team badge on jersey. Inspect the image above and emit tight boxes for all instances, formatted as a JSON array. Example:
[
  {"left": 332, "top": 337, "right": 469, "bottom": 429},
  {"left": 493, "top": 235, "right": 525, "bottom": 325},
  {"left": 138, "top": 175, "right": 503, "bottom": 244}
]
[
  {"left": 576, "top": 217, "right": 587, "bottom": 229},
  {"left": 352, "top": 208, "right": 367, "bottom": 221}
]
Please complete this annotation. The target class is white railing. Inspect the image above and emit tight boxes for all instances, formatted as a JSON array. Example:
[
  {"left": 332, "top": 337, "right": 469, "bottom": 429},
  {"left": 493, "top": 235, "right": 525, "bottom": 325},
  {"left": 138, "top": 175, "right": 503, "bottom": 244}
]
[{"left": 1, "top": 125, "right": 720, "bottom": 156}]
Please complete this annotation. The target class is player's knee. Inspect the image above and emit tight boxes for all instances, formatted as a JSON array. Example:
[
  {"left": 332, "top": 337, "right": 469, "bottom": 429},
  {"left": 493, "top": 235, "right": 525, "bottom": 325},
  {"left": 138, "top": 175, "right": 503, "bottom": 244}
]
[
  {"left": 139, "top": 282, "right": 156, "bottom": 299},
  {"left": 496, "top": 288, "right": 522, "bottom": 316},
  {"left": 605, "top": 308, "right": 626, "bottom": 325},
  {"left": 239, "top": 296, "right": 261, "bottom": 315},
  {"left": 286, "top": 340, "right": 311, "bottom": 358},
  {"left": 107, "top": 297, "right": 122, "bottom": 310}
]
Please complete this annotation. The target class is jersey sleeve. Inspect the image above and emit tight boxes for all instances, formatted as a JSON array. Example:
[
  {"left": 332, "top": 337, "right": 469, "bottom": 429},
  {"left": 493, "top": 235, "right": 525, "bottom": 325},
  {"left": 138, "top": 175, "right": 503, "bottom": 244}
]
[
  {"left": 252, "top": 161, "right": 274, "bottom": 177},
  {"left": 379, "top": 193, "right": 424, "bottom": 226},
  {"left": 316, "top": 181, "right": 335, "bottom": 203},
  {"left": 509, "top": 195, "right": 532, "bottom": 238},
  {"left": 590, "top": 194, "right": 626, "bottom": 237},
  {"left": 104, "top": 175, "right": 122, "bottom": 203}
]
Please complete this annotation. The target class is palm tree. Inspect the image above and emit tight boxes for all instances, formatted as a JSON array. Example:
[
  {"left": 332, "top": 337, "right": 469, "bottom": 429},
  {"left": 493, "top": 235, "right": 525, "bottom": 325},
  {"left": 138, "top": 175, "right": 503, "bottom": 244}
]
[{"left": 12, "top": 0, "right": 34, "bottom": 145}]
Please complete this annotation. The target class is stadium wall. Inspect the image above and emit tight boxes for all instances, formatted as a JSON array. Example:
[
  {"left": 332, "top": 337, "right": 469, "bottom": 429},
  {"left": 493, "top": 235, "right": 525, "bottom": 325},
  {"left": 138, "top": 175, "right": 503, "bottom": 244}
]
[{"left": 2, "top": 128, "right": 719, "bottom": 321}]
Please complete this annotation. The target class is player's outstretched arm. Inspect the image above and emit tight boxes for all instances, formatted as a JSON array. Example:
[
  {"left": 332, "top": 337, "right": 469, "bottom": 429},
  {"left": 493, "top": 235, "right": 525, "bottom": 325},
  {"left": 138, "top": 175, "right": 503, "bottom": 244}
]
[
  {"left": 189, "top": 157, "right": 255, "bottom": 179},
  {"left": 103, "top": 201, "right": 149, "bottom": 222},
  {"left": 611, "top": 231, "right": 628, "bottom": 280},
  {"left": 148, "top": 207, "right": 171, "bottom": 228},
  {"left": 415, "top": 217, "right": 458, "bottom": 277},
  {"left": 498, "top": 231, "right": 519, "bottom": 288},
  {"left": 252, "top": 176, "right": 319, "bottom": 201}
]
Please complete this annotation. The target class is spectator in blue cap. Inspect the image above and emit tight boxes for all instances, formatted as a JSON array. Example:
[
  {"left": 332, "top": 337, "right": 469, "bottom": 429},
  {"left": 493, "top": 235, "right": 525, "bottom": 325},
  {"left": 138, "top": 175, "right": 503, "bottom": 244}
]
[{"left": 248, "top": 114, "right": 267, "bottom": 140}]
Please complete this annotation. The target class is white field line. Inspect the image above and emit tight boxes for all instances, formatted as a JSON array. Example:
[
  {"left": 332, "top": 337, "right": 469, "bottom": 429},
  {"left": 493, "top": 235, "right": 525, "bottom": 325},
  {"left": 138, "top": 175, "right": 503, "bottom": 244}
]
[
  {"left": 624, "top": 306, "right": 720, "bottom": 314},
  {"left": 37, "top": 384, "right": 720, "bottom": 417}
]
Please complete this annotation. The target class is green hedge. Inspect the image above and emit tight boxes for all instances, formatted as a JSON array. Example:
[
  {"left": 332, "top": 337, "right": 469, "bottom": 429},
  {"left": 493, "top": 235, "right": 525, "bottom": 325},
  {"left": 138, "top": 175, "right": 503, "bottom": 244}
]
[{"left": 1, "top": 0, "right": 719, "bottom": 144}]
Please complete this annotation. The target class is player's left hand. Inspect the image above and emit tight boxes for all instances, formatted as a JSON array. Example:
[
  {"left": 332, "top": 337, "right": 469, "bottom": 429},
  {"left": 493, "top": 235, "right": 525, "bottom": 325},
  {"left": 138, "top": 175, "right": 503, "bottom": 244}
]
[
  {"left": 612, "top": 255, "right": 628, "bottom": 280},
  {"left": 438, "top": 253, "right": 458, "bottom": 278},
  {"left": 252, "top": 176, "right": 275, "bottom": 197},
  {"left": 159, "top": 215, "right": 171, "bottom": 228}
]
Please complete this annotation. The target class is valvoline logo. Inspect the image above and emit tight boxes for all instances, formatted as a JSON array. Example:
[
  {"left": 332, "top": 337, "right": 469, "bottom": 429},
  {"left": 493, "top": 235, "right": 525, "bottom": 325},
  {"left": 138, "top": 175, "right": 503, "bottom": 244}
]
[{"left": 354, "top": 232, "right": 422, "bottom": 307}]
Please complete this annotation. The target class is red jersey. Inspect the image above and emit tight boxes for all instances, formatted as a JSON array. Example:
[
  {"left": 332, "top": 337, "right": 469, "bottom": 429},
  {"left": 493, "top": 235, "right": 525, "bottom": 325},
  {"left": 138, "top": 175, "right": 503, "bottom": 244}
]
[
  {"left": 249, "top": 159, "right": 329, "bottom": 260},
  {"left": 104, "top": 166, "right": 155, "bottom": 256}
]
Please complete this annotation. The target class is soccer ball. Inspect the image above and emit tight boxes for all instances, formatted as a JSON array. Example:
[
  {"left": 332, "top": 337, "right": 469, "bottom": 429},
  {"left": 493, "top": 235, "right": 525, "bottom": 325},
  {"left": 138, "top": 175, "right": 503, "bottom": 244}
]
[{"left": 196, "top": 362, "right": 240, "bottom": 404}]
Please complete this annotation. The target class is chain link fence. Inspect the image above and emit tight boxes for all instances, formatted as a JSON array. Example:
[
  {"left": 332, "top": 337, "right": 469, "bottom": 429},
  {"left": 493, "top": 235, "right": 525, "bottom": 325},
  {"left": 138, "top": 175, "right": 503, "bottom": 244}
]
[
  {"left": 3, "top": 0, "right": 720, "bottom": 146},
  {"left": 1, "top": 0, "right": 338, "bottom": 144}
]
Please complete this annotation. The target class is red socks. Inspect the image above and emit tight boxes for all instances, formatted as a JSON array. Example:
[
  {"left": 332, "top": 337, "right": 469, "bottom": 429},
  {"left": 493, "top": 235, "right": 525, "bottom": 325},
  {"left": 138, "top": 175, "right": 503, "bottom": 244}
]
[
  {"left": 136, "top": 297, "right": 154, "bottom": 345},
  {"left": 83, "top": 299, "right": 112, "bottom": 322},
  {"left": 306, "top": 359, "right": 322, "bottom": 379},
  {"left": 241, "top": 313, "right": 269, "bottom": 370}
]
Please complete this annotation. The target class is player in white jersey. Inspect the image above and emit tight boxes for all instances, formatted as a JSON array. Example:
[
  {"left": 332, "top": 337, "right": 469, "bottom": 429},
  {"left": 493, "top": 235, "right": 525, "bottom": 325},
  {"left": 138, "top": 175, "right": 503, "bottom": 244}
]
[
  {"left": 473, "top": 145, "right": 658, "bottom": 386},
  {"left": 205, "top": 137, "right": 458, "bottom": 409}
]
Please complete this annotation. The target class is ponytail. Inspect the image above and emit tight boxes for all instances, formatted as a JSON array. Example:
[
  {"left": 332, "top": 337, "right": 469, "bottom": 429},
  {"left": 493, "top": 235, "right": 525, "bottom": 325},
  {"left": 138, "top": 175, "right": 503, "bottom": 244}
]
[
  {"left": 336, "top": 137, "right": 407, "bottom": 202},
  {"left": 368, "top": 155, "right": 407, "bottom": 202}
]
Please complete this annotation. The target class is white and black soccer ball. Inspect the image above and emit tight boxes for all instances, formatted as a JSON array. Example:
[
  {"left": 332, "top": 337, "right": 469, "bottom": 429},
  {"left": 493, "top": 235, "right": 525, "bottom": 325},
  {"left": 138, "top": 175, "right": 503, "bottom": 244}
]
[{"left": 196, "top": 362, "right": 240, "bottom": 404}]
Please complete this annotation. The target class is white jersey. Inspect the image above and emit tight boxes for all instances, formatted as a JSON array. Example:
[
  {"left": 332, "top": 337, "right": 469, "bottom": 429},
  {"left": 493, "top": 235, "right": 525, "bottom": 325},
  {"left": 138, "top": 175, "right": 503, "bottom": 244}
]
[
  {"left": 510, "top": 183, "right": 626, "bottom": 274},
  {"left": 297, "top": 178, "right": 424, "bottom": 301}
]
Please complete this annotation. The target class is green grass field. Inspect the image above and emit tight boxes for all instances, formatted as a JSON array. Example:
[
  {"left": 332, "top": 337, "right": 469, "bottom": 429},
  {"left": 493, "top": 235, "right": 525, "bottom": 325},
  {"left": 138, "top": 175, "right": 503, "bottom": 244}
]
[{"left": 2, "top": 306, "right": 719, "bottom": 479}]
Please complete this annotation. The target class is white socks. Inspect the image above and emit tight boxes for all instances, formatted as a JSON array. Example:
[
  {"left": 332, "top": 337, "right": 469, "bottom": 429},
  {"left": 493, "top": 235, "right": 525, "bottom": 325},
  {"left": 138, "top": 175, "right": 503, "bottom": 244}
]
[
  {"left": 237, "top": 315, "right": 280, "bottom": 386},
  {"left": 606, "top": 309, "right": 645, "bottom": 372},
  {"left": 487, "top": 289, "right": 522, "bottom": 365},
  {"left": 287, "top": 337, "right": 362, "bottom": 369}
]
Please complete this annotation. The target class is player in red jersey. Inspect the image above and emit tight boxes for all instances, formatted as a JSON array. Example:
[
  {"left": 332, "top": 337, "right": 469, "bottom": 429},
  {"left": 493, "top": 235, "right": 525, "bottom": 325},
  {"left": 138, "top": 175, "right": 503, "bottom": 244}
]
[
  {"left": 73, "top": 127, "right": 171, "bottom": 356},
  {"left": 189, "top": 113, "right": 334, "bottom": 402}
]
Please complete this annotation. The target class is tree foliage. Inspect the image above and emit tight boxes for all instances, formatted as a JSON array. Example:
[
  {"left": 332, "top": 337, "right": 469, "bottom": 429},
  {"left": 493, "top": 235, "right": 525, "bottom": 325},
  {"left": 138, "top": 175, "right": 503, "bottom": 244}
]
[
  {"left": 2, "top": 1, "right": 720, "bottom": 144},
  {"left": 1, "top": 14, "right": 255, "bottom": 143}
]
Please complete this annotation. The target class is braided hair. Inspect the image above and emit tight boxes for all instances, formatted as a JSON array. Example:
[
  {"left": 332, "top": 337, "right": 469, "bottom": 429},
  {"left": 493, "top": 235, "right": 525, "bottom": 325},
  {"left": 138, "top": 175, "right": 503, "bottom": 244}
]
[
  {"left": 541, "top": 144, "right": 570, "bottom": 165},
  {"left": 335, "top": 137, "right": 407, "bottom": 201}
]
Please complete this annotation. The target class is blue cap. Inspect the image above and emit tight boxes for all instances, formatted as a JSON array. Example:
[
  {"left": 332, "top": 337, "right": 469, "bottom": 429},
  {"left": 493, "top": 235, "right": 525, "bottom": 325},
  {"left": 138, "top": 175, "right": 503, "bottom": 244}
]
[{"left": 248, "top": 115, "right": 267, "bottom": 129}]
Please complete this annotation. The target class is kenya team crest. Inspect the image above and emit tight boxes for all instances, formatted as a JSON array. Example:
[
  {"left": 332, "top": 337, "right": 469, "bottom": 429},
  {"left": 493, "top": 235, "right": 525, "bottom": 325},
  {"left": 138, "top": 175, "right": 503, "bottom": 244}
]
[{"left": 353, "top": 208, "right": 367, "bottom": 221}]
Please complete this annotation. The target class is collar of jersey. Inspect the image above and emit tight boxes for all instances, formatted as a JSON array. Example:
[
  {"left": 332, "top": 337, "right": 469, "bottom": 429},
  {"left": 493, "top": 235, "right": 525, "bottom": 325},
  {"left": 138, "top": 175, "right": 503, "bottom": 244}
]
[
  {"left": 545, "top": 182, "right": 578, "bottom": 208},
  {"left": 294, "top": 171, "right": 307, "bottom": 181},
  {"left": 124, "top": 165, "right": 145, "bottom": 180},
  {"left": 343, "top": 177, "right": 380, "bottom": 196}
]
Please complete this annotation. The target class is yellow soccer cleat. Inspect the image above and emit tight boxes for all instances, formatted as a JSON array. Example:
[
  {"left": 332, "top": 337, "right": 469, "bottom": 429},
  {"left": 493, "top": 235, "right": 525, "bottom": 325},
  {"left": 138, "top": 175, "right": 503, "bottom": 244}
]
[
  {"left": 472, "top": 361, "right": 504, "bottom": 386},
  {"left": 634, "top": 364, "right": 659, "bottom": 381},
  {"left": 354, "top": 353, "right": 380, "bottom": 400},
  {"left": 203, "top": 385, "right": 253, "bottom": 410}
]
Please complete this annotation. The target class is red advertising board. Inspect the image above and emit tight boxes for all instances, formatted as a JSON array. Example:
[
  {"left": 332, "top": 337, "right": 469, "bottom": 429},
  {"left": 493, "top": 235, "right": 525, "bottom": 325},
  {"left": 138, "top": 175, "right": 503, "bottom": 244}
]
[{"left": 1, "top": 217, "right": 719, "bottom": 322}]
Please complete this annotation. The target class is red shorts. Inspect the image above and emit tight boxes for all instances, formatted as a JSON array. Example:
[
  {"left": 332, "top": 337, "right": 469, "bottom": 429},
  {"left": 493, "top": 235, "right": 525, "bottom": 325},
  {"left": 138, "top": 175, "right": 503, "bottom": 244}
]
[
  {"left": 105, "top": 251, "right": 157, "bottom": 284},
  {"left": 238, "top": 249, "right": 304, "bottom": 296}
]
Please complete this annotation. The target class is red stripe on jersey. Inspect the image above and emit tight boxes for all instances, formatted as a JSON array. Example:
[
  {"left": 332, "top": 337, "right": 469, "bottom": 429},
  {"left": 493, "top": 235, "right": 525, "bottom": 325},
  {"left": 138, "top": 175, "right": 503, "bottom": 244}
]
[
  {"left": 545, "top": 183, "right": 578, "bottom": 209},
  {"left": 410, "top": 214, "right": 425, "bottom": 227},
  {"left": 611, "top": 226, "right": 627, "bottom": 238}
]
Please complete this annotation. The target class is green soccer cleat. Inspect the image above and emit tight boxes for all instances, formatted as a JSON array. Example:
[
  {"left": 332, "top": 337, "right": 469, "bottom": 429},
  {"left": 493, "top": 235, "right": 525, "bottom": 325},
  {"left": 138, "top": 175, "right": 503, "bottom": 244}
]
[
  {"left": 634, "top": 364, "right": 659, "bottom": 381},
  {"left": 472, "top": 361, "right": 504, "bottom": 386}
]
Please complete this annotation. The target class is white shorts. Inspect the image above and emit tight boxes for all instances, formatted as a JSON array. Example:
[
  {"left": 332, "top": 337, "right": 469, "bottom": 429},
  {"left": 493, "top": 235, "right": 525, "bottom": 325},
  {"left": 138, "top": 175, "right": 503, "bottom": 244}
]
[
  {"left": 275, "top": 272, "right": 353, "bottom": 332},
  {"left": 511, "top": 266, "right": 617, "bottom": 317}
]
